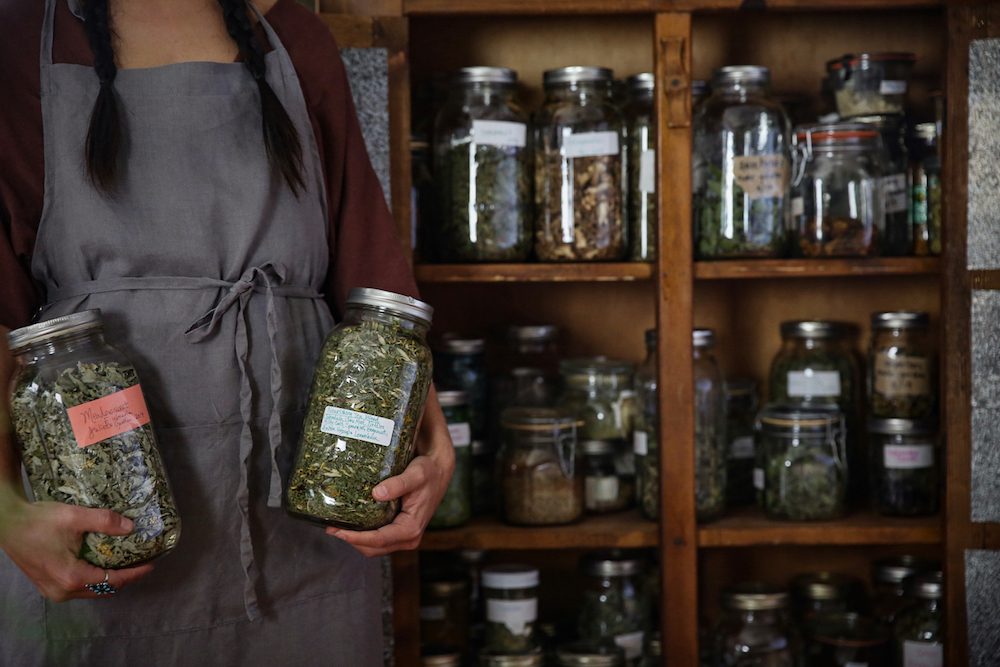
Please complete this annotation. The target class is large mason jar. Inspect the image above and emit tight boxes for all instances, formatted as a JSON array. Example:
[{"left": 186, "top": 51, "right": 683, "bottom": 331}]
[
  {"left": 694, "top": 329, "right": 727, "bottom": 523},
  {"left": 625, "top": 73, "right": 657, "bottom": 262},
  {"left": 790, "top": 122, "right": 884, "bottom": 257},
  {"left": 534, "top": 66, "right": 627, "bottom": 261},
  {"left": 578, "top": 552, "right": 652, "bottom": 667},
  {"left": 693, "top": 66, "right": 792, "bottom": 259},
  {"left": 868, "top": 311, "right": 936, "bottom": 420},
  {"left": 7, "top": 310, "right": 181, "bottom": 569},
  {"left": 635, "top": 329, "right": 659, "bottom": 521},
  {"left": 853, "top": 114, "right": 911, "bottom": 256},
  {"left": 432, "top": 67, "right": 531, "bottom": 263},
  {"left": 288, "top": 288, "right": 434, "bottom": 530},
  {"left": 712, "top": 583, "right": 797, "bottom": 667},
  {"left": 894, "top": 571, "right": 944, "bottom": 667}
]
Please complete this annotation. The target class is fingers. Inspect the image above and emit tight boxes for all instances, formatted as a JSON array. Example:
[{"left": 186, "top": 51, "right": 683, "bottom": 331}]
[
  {"left": 57, "top": 505, "right": 134, "bottom": 537},
  {"left": 372, "top": 458, "right": 431, "bottom": 502},
  {"left": 328, "top": 511, "right": 423, "bottom": 557},
  {"left": 50, "top": 563, "right": 155, "bottom": 602}
]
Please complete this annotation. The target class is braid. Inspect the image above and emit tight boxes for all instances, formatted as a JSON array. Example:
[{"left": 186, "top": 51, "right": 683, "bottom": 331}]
[
  {"left": 219, "top": 0, "right": 305, "bottom": 195},
  {"left": 82, "top": 0, "right": 123, "bottom": 196}
]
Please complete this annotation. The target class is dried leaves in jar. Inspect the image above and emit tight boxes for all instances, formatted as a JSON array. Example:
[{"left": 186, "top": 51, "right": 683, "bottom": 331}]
[
  {"left": 870, "top": 347, "right": 934, "bottom": 420},
  {"left": 696, "top": 166, "right": 786, "bottom": 259},
  {"left": 762, "top": 440, "right": 846, "bottom": 521}
]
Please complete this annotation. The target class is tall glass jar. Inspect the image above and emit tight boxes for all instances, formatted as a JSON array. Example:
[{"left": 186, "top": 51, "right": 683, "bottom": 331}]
[
  {"left": 908, "top": 123, "right": 937, "bottom": 256},
  {"left": 432, "top": 67, "right": 531, "bottom": 263},
  {"left": 712, "top": 584, "right": 796, "bottom": 667},
  {"left": 894, "top": 572, "right": 943, "bottom": 667},
  {"left": 581, "top": 440, "right": 635, "bottom": 514},
  {"left": 625, "top": 73, "right": 657, "bottom": 262},
  {"left": 7, "top": 310, "right": 181, "bottom": 569},
  {"left": 853, "top": 114, "right": 911, "bottom": 256},
  {"left": 693, "top": 66, "right": 792, "bottom": 259},
  {"left": 790, "top": 123, "right": 884, "bottom": 257},
  {"left": 871, "top": 555, "right": 938, "bottom": 626},
  {"left": 429, "top": 391, "right": 473, "bottom": 529},
  {"left": 754, "top": 404, "right": 847, "bottom": 521},
  {"left": 804, "top": 613, "right": 891, "bottom": 667},
  {"left": 483, "top": 565, "right": 541, "bottom": 655},
  {"left": 420, "top": 576, "right": 471, "bottom": 653},
  {"left": 868, "top": 419, "right": 939, "bottom": 517},
  {"left": 558, "top": 358, "right": 635, "bottom": 443},
  {"left": 534, "top": 66, "right": 626, "bottom": 261},
  {"left": 725, "top": 379, "right": 759, "bottom": 507},
  {"left": 435, "top": 336, "right": 489, "bottom": 442},
  {"left": 578, "top": 552, "right": 652, "bottom": 666},
  {"left": 869, "top": 311, "right": 936, "bottom": 420},
  {"left": 635, "top": 330, "right": 659, "bottom": 521},
  {"left": 694, "top": 329, "right": 727, "bottom": 523},
  {"left": 789, "top": 572, "right": 865, "bottom": 628},
  {"left": 498, "top": 408, "right": 584, "bottom": 526}
]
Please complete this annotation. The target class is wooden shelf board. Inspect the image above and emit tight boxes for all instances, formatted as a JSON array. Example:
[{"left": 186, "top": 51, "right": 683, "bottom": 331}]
[
  {"left": 403, "top": 0, "right": 941, "bottom": 14},
  {"left": 694, "top": 257, "right": 941, "bottom": 280},
  {"left": 419, "top": 511, "right": 658, "bottom": 550},
  {"left": 697, "top": 507, "right": 942, "bottom": 547},
  {"left": 414, "top": 262, "right": 654, "bottom": 283},
  {"left": 676, "top": 0, "right": 941, "bottom": 10}
]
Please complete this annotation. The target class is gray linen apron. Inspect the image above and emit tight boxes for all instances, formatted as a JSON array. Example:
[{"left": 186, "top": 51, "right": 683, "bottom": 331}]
[{"left": 0, "top": 1, "right": 384, "bottom": 664}]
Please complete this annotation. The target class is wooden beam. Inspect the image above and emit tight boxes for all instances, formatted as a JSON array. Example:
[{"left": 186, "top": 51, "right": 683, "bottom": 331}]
[{"left": 392, "top": 550, "right": 421, "bottom": 667}]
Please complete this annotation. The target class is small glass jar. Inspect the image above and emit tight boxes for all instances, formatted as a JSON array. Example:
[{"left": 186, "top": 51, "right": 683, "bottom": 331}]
[
  {"left": 557, "top": 642, "right": 627, "bottom": 667},
  {"left": 421, "top": 577, "right": 471, "bottom": 653},
  {"left": 871, "top": 555, "right": 939, "bottom": 626},
  {"left": 288, "top": 288, "right": 434, "bottom": 530},
  {"left": 422, "top": 646, "right": 464, "bottom": 667},
  {"left": 694, "top": 329, "right": 727, "bottom": 523},
  {"left": 429, "top": 390, "right": 473, "bottom": 529},
  {"left": 479, "top": 649, "right": 546, "bottom": 666},
  {"left": 558, "top": 358, "right": 635, "bottom": 443},
  {"left": 483, "top": 565, "right": 541, "bottom": 655},
  {"left": 868, "top": 419, "right": 939, "bottom": 517},
  {"left": 826, "top": 52, "right": 916, "bottom": 118},
  {"left": 435, "top": 336, "right": 489, "bottom": 441},
  {"left": 635, "top": 330, "right": 659, "bottom": 521},
  {"left": 754, "top": 404, "right": 847, "bottom": 521},
  {"left": 578, "top": 552, "right": 652, "bottom": 666},
  {"left": 498, "top": 408, "right": 584, "bottom": 526},
  {"left": 790, "top": 573, "right": 865, "bottom": 628},
  {"left": 908, "top": 123, "right": 937, "bottom": 257},
  {"left": 853, "top": 114, "right": 911, "bottom": 256},
  {"left": 693, "top": 66, "right": 792, "bottom": 259},
  {"left": 790, "top": 122, "right": 884, "bottom": 257},
  {"left": 581, "top": 440, "right": 635, "bottom": 514},
  {"left": 625, "top": 73, "right": 657, "bottom": 262},
  {"left": 725, "top": 379, "right": 759, "bottom": 507},
  {"left": 432, "top": 67, "right": 531, "bottom": 263},
  {"left": 894, "top": 571, "right": 944, "bottom": 667},
  {"left": 869, "top": 311, "right": 936, "bottom": 420},
  {"left": 712, "top": 583, "right": 796, "bottom": 667},
  {"left": 534, "top": 66, "right": 627, "bottom": 262},
  {"left": 7, "top": 310, "right": 181, "bottom": 569},
  {"left": 804, "top": 613, "right": 891, "bottom": 667}
]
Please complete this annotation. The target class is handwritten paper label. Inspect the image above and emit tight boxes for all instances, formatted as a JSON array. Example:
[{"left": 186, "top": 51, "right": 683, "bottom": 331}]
[
  {"left": 874, "top": 354, "right": 930, "bottom": 397},
  {"left": 884, "top": 444, "right": 934, "bottom": 469},
  {"left": 634, "top": 430, "right": 649, "bottom": 456},
  {"left": 320, "top": 406, "right": 395, "bottom": 447},
  {"left": 903, "top": 641, "right": 942, "bottom": 667},
  {"left": 883, "top": 173, "right": 909, "bottom": 214},
  {"left": 586, "top": 477, "right": 620, "bottom": 508},
  {"left": 487, "top": 598, "right": 537, "bottom": 636},
  {"left": 563, "top": 131, "right": 620, "bottom": 158},
  {"left": 787, "top": 370, "right": 842, "bottom": 398},
  {"left": 791, "top": 196, "right": 805, "bottom": 217},
  {"left": 639, "top": 150, "right": 656, "bottom": 193},
  {"left": 615, "top": 631, "right": 645, "bottom": 660},
  {"left": 472, "top": 120, "right": 527, "bottom": 148},
  {"left": 67, "top": 384, "right": 151, "bottom": 449},
  {"left": 732, "top": 154, "right": 789, "bottom": 200},
  {"left": 880, "top": 80, "right": 908, "bottom": 95},
  {"left": 730, "top": 436, "right": 755, "bottom": 460},
  {"left": 448, "top": 422, "right": 472, "bottom": 448}
]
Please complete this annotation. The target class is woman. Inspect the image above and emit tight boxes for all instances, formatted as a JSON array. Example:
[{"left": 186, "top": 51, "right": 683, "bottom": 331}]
[{"left": 0, "top": 0, "right": 454, "bottom": 664}]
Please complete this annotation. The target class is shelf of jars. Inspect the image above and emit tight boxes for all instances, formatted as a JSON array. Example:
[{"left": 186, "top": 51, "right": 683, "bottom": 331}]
[
  {"left": 693, "top": 256, "right": 941, "bottom": 280},
  {"left": 413, "top": 262, "right": 654, "bottom": 283},
  {"left": 401, "top": 0, "right": 942, "bottom": 15}
]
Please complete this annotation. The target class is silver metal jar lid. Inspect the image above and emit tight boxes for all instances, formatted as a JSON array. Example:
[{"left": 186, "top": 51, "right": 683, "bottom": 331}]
[
  {"left": 645, "top": 328, "right": 657, "bottom": 349},
  {"left": 866, "top": 418, "right": 934, "bottom": 436},
  {"left": 437, "top": 390, "right": 469, "bottom": 407},
  {"left": 480, "top": 649, "right": 545, "bottom": 667},
  {"left": 904, "top": 571, "right": 943, "bottom": 599},
  {"left": 871, "top": 311, "right": 930, "bottom": 330},
  {"left": 438, "top": 336, "right": 485, "bottom": 354},
  {"left": 580, "top": 440, "right": 616, "bottom": 456},
  {"left": 543, "top": 66, "right": 614, "bottom": 87},
  {"left": 627, "top": 73, "right": 654, "bottom": 91},
  {"left": 580, "top": 551, "right": 643, "bottom": 577},
  {"left": 422, "top": 646, "right": 463, "bottom": 667},
  {"left": 792, "top": 572, "right": 860, "bottom": 601},
  {"left": 346, "top": 288, "right": 434, "bottom": 326},
  {"left": 7, "top": 310, "right": 104, "bottom": 353},
  {"left": 712, "top": 65, "right": 770, "bottom": 88},
  {"left": 454, "top": 66, "right": 517, "bottom": 85},
  {"left": 506, "top": 325, "right": 559, "bottom": 343},
  {"left": 721, "top": 583, "right": 789, "bottom": 611},
  {"left": 482, "top": 564, "right": 540, "bottom": 590},
  {"left": 693, "top": 328, "right": 715, "bottom": 348},
  {"left": 556, "top": 642, "right": 625, "bottom": 667},
  {"left": 872, "top": 555, "right": 939, "bottom": 585},
  {"left": 779, "top": 320, "right": 854, "bottom": 339},
  {"left": 692, "top": 80, "right": 710, "bottom": 97},
  {"left": 560, "top": 357, "right": 633, "bottom": 377},
  {"left": 850, "top": 114, "right": 905, "bottom": 131}
]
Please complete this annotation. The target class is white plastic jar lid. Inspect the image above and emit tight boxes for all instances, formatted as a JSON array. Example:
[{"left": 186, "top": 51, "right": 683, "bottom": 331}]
[{"left": 482, "top": 565, "right": 540, "bottom": 590}]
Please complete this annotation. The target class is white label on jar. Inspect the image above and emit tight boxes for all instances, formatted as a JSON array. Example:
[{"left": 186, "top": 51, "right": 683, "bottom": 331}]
[
  {"left": 640, "top": 150, "right": 656, "bottom": 193},
  {"left": 884, "top": 444, "right": 934, "bottom": 469},
  {"left": 880, "top": 80, "right": 908, "bottom": 95},
  {"left": 472, "top": 120, "right": 527, "bottom": 148},
  {"left": 903, "top": 641, "right": 942, "bottom": 667},
  {"left": 586, "top": 476, "right": 620, "bottom": 508},
  {"left": 882, "top": 173, "right": 909, "bottom": 214},
  {"left": 634, "top": 430, "right": 649, "bottom": 456},
  {"left": 420, "top": 605, "right": 446, "bottom": 621},
  {"left": 487, "top": 598, "right": 537, "bottom": 636},
  {"left": 874, "top": 354, "right": 931, "bottom": 397},
  {"left": 791, "top": 196, "right": 805, "bottom": 217},
  {"left": 753, "top": 468, "right": 765, "bottom": 490},
  {"left": 732, "top": 154, "right": 789, "bottom": 200},
  {"left": 447, "top": 422, "right": 472, "bottom": 448},
  {"left": 787, "top": 370, "right": 842, "bottom": 398},
  {"left": 562, "top": 131, "right": 620, "bottom": 158},
  {"left": 615, "top": 631, "right": 645, "bottom": 660},
  {"left": 730, "top": 436, "right": 755, "bottom": 460},
  {"left": 320, "top": 406, "right": 395, "bottom": 447}
]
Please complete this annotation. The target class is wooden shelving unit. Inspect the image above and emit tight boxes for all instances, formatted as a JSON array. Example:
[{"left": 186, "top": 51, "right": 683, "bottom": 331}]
[
  {"left": 694, "top": 257, "right": 941, "bottom": 280},
  {"left": 401, "top": 0, "right": 942, "bottom": 15},
  {"left": 414, "top": 262, "right": 654, "bottom": 283}
]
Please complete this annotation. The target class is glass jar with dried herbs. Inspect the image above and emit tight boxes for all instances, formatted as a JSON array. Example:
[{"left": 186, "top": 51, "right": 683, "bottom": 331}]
[
  {"left": 534, "top": 66, "right": 627, "bottom": 262},
  {"left": 435, "top": 336, "right": 489, "bottom": 443},
  {"left": 498, "top": 408, "right": 584, "bottom": 526},
  {"left": 556, "top": 642, "right": 627, "bottom": 667},
  {"left": 789, "top": 572, "right": 865, "bottom": 629},
  {"left": 490, "top": 325, "right": 563, "bottom": 448},
  {"left": 634, "top": 330, "right": 659, "bottom": 521},
  {"left": 7, "top": 310, "right": 182, "bottom": 569},
  {"left": 420, "top": 576, "right": 471, "bottom": 654},
  {"left": 894, "top": 571, "right": 944, "bottom": 667},
  {"left": 578, "top": 552, "right": 652, "bottom": 666},
  {"left": 581, "top": 440, "right": 635, "bottom": 514},
  {"left": 869, "top": 311, "right": 936, "bottom": 420},
  {"left": 725, "top": 379, "right": 759, "bottom": 507},
  {"left": 429, "top": 390, "right": 473, "bottom": 529},
  {"left": 483, "top": 565, "right": 540, "bottom": 655},
  {"left": 853, "top": 114, "right": 911, "bottom": 256},
  {"left": 871, "top": 556, "right": 938, "bottom": 627},
  {"left": 693, "top": 66, "right": 791, "bottom": 259},
  {"left": 712, "top": 584, "right": 797, "bottom": 667},
  {"left": 287, "top": 288, "right": 434, "bottom": 530},
  {"left": 908, "top": 123, "right": 937, "bottom": 256},
  {"left": 625, "top": 73, "right": 657, "bottom": 262},
  {"left": 804, "top": 613, "right": 892, "bottom": 667},
  {"left": 558, "top": 358, "right": 635, "bottom": 443},
  {"left": 431, "top": 67, "right": 531, "bottom": 263},
  {"left": 479, "top": 649, "right": 546, "bottom": 666},
  {"left": 868, "top": 419, "right": 939, "bottom": 517},
  {"left": 694, "top": 329, "right": 727, "bottom": 523}
]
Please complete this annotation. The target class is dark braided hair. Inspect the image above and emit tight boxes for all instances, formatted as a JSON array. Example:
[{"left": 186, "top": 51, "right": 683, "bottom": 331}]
[{"left": 81, "top": 0, "right": 305, "bottom": 195}]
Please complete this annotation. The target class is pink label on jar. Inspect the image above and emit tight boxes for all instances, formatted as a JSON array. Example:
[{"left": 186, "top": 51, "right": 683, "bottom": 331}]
[{"left": 66, "top": 384, "right": 151, "bottom": 448}]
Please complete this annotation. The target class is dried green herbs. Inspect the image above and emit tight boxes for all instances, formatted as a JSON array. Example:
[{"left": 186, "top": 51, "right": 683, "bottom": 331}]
[
  {"left": 10, "top": 362, "right": 180, "bottom": 569},
  {"left": 695, "top": 166, "right": 786, "bottom": 259},
  {"left": 695, "top": 421, "right": 726, "bottom": 522},
  {"left": 636, "top": 438, "right": 659, "bottom": 522},
  {"left": 428, "top": 403, "right": 472, "bottom": 529},
  {"left": 870, "top": 347, "right": 934, "bottom": 420},
  {"left": 288, "top": 316, "right": 433, "bottom": 530},
  {"left": 485, "top": 620, "right": 538, "bottom": 654},
  {"left": 578, "top": 587, "right": 650, "bottom": 640},
  {"left": 759, "top": 435, "right": 846, "bottom": 521}
]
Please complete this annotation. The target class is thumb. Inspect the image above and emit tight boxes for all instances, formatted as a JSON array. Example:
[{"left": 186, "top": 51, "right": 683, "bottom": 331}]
[{"left": 59, "top": 506, "right": 134, "bottom": 536}]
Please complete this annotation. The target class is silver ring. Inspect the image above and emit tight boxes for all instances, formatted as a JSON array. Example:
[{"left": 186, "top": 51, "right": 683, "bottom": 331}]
[{"left": 86, "top": 570, "right": 116, "bottom": 596}]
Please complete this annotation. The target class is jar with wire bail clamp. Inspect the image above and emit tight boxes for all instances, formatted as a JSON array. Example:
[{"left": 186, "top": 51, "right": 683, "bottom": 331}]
[
  {"left": 577, "top": 552, "right": 652, "bottom": 666},
  {"left": 712, "top": 583, "right": 797, "bottom": 667},
  {"left": 428, "top": 390, "right": 473, "bottom": 529},
  {"left": 826, "top": 52, "right": 916, "bottom": 119},
  {"left": 868, "top": 311, "right": 936, "bottom": 420},
  {"left": 624, "top": 73, "right": 657, "bottom": 262},
  {"left": 534, "top": 66, "right": 626, "bottom": 261},
  {"left": 868, "top": 419, "right": 939, "bottom": 517},
  {"left": 287, "top": 288, "right": 434, "bottom": 530},
  {"left": 558, "top": 358, "right": 635, "bottom": 444},
  {"left": 432, "top": 67, "right": 531, "bottom": 263},
  {"left": 7, "top": 310, "right": 181, "bottom": 569}
]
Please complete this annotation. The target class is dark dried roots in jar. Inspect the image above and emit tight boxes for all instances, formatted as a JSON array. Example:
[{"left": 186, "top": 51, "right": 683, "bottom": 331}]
[{"left": 798, "top": 217, "right": 879, "bottom": 257}]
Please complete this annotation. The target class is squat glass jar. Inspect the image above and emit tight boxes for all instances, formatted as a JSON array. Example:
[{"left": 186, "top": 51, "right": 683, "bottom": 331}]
[
  {"left": 868, "top": 419, "right": 939, "bottom": 517},
  {"left": 581, "top": 440, "right": 635, "bottom": 514},
  {"left": 871, "top": 555, "right": 939, "bottom": 626},
  {"left": 869, "top": 311, "right": 936, "bottom": 420},
  {"left": 725, "top": 379, "right": 759, "bottom": 507},
  {"left": 534, "top": 66, "right": 627, "bottom": 262},
  {"left": 435, "top": 336, "right": 489, "bottom": 441},
  {"left": 693, "top": 66, "right": 792, "bottom": 259},
  {"left": 420, "top": 577, "right": 471, "bottom": 654},
  {"left": 483, "top": 565, "right": 541, "bottom": 655},
  {"left": 712, "top": 584, "right": 796, "bottom": 667},
  {"left": 625, "top": 73, "right": 657, "bottom": 262},
  {"left": 804, "top": 613, "right": 892, "bottom": 667},
  {"left": 578, "top": 552, "right": 652, "bottom": 666},
  {"left": 7, "top": 310, "right": 181, "bottom": 569},
  {"left": 635, "top": 330, "right": 659, "bottom": 521},
  {"left": 894, "top": 572, "right": 944, "bottom": 667},
  {"left": 790, "top": 572, "right": 865, "bottom": 627},
  {"left": 288, "top": 288, "right": 434, "bottom": 530},
  {"left": 558, "top": 358, "right": 635, "bottom": 443},
  {"left": 694, "top": 329, "right": 727, "bottom": 523},
  {"left": 432, "top": 67, "right": 531, "bottom": 263},
  {"left": 429, "top": 391, "right": 473, "bottom": 529}
]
